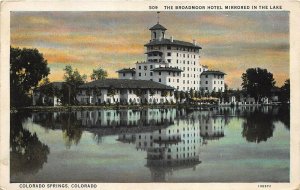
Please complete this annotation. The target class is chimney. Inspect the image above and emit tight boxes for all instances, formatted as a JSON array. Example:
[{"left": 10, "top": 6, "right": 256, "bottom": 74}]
[
  {"left": 171, "top": 36, "right": 173, "bottom": 42},
  {"left": 193, "top": 39, "right": 197, "bottom": 45}
]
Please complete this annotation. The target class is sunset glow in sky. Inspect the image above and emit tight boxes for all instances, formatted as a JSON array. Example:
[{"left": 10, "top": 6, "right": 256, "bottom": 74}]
[{"left": 11, "top": 11, "right": 289, "bottom": 88}]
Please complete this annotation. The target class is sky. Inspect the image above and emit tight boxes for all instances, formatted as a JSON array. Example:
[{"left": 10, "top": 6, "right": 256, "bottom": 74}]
[{"left": 11, "top": 11, "right": 289, "bottom": 89}]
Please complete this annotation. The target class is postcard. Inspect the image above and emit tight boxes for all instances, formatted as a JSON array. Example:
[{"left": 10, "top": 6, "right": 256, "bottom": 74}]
[{"left": 1, "top": 1, "right": 299, "bottom": 190}]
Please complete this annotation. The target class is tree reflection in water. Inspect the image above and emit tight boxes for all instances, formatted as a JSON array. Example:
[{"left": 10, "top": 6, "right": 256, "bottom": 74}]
[
  {"left": 32, "top": 112, "right": 83, "bottom": 149},
  {"left": 61, "top": 112, "right": 83, "bottom": 149},
  {"left": 241, "top": 106, "right": 289, "bottom": 143},
  {"left": 10, "top": 113, "right": 50, "bottom": 175}
]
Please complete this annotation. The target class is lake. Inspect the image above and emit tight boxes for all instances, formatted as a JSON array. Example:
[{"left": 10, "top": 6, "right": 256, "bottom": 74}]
[{"left": 10, "top": 105, "right": 290, "bottom": 182}]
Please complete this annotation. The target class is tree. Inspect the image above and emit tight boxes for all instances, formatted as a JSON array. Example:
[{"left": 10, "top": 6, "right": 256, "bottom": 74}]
[
  {"left": 161, "top": 90, "right": 168, "bottom": 97},
  {"left": 223, "top": 83, "right": 229, "bottom": 102},
  {"left": 241, "top": 68, "right": 275, "bottom": 101},
  {"left": 174, "top": 91, "right": 180, "bottom": 103},
  {"left": 179, "top": 91, "right": 186, "bottom": 102},
  {"left": 10, "top": 47, "right": 50, "bottom": 107},
  {"left": 38, "top": 81, "right": 62, "bottom": 106},
  {"left": 200, "top": 88, "right": 205, "bottom": 98},
  {"left": 90, "top": 67, "right": 108, "bottom": 80},
  {"left": 62, "top": 65, "right": 87, "bottom": 105},
  {"left": 107, "top": 86, "right": 116, "bottom": 97},
  {"left": 189, "top": 89, "right": 195, "bottom": 99},
  {"left": 211, "top": 90, "right": 216, "bottom": 97},
  {"left": 280, "top": 79, "right": 290, "bottom": 103}
]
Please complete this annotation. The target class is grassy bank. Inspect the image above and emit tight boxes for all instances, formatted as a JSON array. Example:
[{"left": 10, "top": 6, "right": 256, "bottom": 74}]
[{"left": 14, "top": 104, "right": 181, "bottom": 112}]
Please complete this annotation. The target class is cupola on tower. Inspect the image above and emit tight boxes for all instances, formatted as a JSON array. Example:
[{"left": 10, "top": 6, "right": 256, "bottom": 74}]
[
  {"left": 150, "top": 23, "right": 167, "bottom": 41},
  {"left": 149, "top": 12, "right": 167, "bottom": 41}
]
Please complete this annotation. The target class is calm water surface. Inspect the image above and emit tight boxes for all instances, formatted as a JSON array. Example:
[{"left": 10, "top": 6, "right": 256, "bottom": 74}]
[{"left": 10, "top": 106, "right": 290, "bottom": 182}]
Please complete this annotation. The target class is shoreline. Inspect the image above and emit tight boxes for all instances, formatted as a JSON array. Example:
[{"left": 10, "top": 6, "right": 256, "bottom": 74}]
[{"left": 11, "top": 103, "right": 287, "bottom": 113}]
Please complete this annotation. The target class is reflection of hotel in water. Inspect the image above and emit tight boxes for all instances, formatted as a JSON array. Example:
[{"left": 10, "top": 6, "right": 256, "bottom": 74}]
[
  {"left": 32, "top": 108, "right": 226, "bottom": 181},
  {"left": 199, "top": 111, "right": 225, "bottom": 141},
  {"left": 117, "top": 109, "right": 226, "bottom": 181},
  {"left": 76, "top": 109, "right": 176, "bottom": 127}
]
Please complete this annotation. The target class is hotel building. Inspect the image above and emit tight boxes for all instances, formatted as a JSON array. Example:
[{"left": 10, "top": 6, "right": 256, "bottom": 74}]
[{"left": 117, "top": 19, "right": 225, "bottom": 92}]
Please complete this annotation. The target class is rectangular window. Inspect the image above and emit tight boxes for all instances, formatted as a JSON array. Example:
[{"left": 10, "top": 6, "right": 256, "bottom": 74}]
[
  {"left": 183, "top": 80, "right": 185, "bottom": 84},
  {"left": 205, "top": 87, "right": 208, "bottom": 90},
  {"left": 159, "top": 78, "right": 161, "bottom": 82},
  {"left": 177, "top": 79, "right": 179, "bottom": 83},
  {"left": 187, "top": 61, "right": 189, "bottom": 64},
  {"left": 214, "top": 81, "right": 216, "bottom": 84},
  {"left": 139, "top": 73, "right": 141, "bottom": 76},
  {"left": 205, "top": 75, "right": 208, "bottom": 78},
  {"left": 221, "top": 81, "right": 223, "bottom": 84},
  {"left": 159, "top": 72, "right": 161, "bottom": 75},
  {"left": 123, "top": 73, "right": 125, "bottom": 77},
  {"left": 168, "top": 78, "right": 171, "bottom": 82},
  {"left": 144, "top": 66, "right": 147, "bottom": 70},
  {"left": 177, "top": 53, "right": 178, "bottom": 57},
  {"left": 167, "top": 59, "right": 171, "bottom": 63},
  {"left": 150, "top": 65, "right": 153, "bottom": 69},
  {"left": 168, "top": 72, "right": 170, "bottom": 75},
  {"left": 150, "top": 72, "right": 153, "bottom": 76},
  {"left": 139, "top": 66, "right": 141, "bottom": 69},
  {"left": 167, "top": 52, "right": 171, "bottom": 56},
  {"left": 167, "top": 46, "right": 171, "bottom": 50},
  {"left": 205, "top": 81, "right": 208, "bottom": 84}
]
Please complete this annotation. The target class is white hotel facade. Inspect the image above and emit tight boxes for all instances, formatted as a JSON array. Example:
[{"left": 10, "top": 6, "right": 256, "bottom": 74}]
[{"left": 118, "top": 21, "right": 226, "bottom": 92}]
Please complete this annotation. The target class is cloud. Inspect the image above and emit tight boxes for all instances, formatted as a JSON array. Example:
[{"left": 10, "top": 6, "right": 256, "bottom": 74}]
[{"left": 11, "top": 11, "right": 289, "bottom": 89}]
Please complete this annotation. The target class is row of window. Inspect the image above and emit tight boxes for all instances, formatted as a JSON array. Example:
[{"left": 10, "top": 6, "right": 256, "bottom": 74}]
[
  {"left": 203, "top": 75, "right": 224, "bottom": 79},
  {"left": 166, "top": 78, "right": 200, "bottom": 85},
  {"left": 149, "top": 45, "right": 199, "bottom": 53},
  {"left": 177, "top": 86, "right": 200, "bottom": 91},
  {"left": 176, "top": 59, "right": 197, "bottom": 65},
  {"left": 165, "top": 52, "right": 198, "bottom": 59},
  {"left": 201, "top": 87, "right": 223, "bottom": 91},
  {"left": 122, "top": 73, "right": 134, "bottom": 77},
  {"left": 200, "top": 80, "right": 224, "bottom": 85}
]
